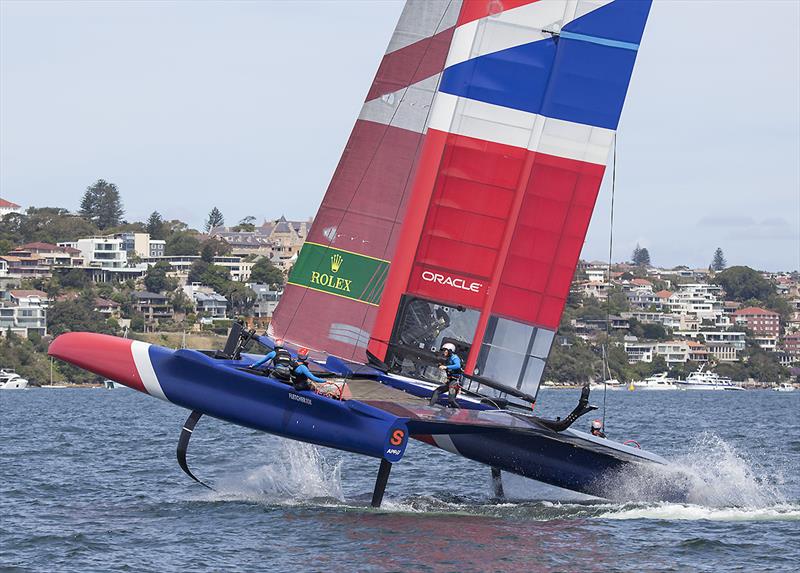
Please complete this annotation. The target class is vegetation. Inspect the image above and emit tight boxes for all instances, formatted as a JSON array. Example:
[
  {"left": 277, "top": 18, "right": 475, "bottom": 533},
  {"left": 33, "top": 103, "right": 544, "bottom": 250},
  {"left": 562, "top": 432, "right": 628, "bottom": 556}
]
[
  {"left": 144, "top": 261, "right": 178, "bottom": 293},
  {"left": 249, "top": 257, "right": 285, "bottom": 286},
  {"left": 711, "top": 247, "right": 727, "bottom": 271},
  {"left": 145, "top": 211, "right": 167, "bottom": 240},
  {"left": 631, "top": 243, "right": 651, "bottom": 267},
  {"left": 165, "top": 232, "right": 201, "bottom": 256},
  {"left": 79, "top": 179, "right": 124, "bottom": 229},
  {"left": 205, "top": 207, "right": 225, "bottom": 232}
]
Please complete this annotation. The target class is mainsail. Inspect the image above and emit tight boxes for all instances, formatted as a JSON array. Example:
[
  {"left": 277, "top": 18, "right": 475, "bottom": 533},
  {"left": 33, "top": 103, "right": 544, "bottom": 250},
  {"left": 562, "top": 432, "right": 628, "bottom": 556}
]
[
  {"left": 270, "top": 0, "right": 463, "bottom": 359},
  {"left": 273, "top": 0, "right": 652, "bottom": 396}
]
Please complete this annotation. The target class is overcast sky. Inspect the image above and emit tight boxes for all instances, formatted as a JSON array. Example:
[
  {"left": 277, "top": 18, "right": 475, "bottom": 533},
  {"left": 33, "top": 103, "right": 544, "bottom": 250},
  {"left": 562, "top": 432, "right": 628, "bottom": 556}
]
[{"left": 2, "top": 0, "right": 798, "bottom": 271}]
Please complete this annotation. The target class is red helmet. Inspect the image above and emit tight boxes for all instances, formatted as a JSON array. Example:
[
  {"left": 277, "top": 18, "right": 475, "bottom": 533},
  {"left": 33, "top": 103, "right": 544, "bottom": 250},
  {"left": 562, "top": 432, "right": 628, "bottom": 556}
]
[
  {"left": 297, "top": 347, "right": 310, "bottom": 360},
  {"left": 273, "top": 338, "right": 284, "bottom": 349},
  {"left": 591, "top": 419, "right": 603, "bottom": 430}
]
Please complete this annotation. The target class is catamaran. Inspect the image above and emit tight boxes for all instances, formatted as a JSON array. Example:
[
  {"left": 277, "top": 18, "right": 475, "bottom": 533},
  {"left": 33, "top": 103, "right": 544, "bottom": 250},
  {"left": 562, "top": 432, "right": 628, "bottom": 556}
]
[{"left": 49, "top": 0, "right": 680, "bottom": 505}]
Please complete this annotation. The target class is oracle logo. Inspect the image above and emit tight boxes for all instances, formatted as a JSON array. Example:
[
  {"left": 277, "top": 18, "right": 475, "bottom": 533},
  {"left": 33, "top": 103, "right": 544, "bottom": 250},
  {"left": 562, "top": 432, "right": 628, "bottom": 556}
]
[{"left": 421, "top": 270, "right": 482, "bottom": 293}]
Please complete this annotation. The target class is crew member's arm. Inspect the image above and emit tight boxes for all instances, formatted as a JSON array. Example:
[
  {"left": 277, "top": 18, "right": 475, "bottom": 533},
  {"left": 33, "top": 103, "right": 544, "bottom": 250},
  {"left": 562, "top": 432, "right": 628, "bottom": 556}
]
[
  {"left": 295, "top": 364, "right": 326, "bottom": 384},
  {"left": 250, "top": 350, "right": 276, "bottom": 368},
  {"left": 445, "top": 355, "right": 462, "bottom": 371}
]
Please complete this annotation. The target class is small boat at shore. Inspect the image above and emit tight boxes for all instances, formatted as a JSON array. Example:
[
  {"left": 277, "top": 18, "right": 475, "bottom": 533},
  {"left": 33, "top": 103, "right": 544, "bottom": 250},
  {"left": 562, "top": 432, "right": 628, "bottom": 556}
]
[
  {"left": 632, "top": 372, "right": 678, "bottom": 391},
  {"left": 589, "top": 379, "right": 622, "bottom": 391},
  {"left": 0, "top": 369, "right": 29, "bottom": 390},
  {"left": 774, "top": 383, "right": 796, "bottom": 392}
]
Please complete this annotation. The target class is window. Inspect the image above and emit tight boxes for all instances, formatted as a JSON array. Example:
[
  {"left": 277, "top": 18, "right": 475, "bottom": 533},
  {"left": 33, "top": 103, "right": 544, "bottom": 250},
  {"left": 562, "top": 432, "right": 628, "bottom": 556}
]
[{"left": 475, "top": 316, "right": 554, "bottom": 396}]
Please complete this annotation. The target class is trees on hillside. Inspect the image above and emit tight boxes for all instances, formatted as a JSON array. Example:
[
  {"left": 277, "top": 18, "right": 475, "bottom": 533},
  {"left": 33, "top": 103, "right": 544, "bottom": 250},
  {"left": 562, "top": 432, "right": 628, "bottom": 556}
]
[
  {"left": 165, "top": 232, "right": 201, "bottom": 256},
  {"left": 712, "top": 266, "right": 774, "bottom": 301},
  {"left": 144, "top": 261, "right": 177, "bottom": 293},
  {"left": 0, "top": 207, "right": 97, "bottom": 247},
  {"left": 146, "top": 211, "right": 167, "bottom": 240},
  {"left": 79, "top": 179, "right": 124, "bottom": 229},
  {"left": 711, "top": 247, "right": 727, "bottom": 271},
  {"left": 205, "top": 207, "right": 225, "bottom": 232},
  {"left": 631, "top": 243, "right": 651, "bottom": 267},
  {"left": 249, "top": 257, "right": 285, "bottom": 286}
]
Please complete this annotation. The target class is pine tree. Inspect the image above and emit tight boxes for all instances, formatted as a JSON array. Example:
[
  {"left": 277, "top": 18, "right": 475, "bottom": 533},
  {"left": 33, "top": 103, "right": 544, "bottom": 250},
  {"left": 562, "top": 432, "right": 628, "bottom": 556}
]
[
  {"left": 712, "top": 247, "right": 727, "bottom": 271},
  {"left": 79, "top": 179, "right": 124, "bottom": 229},
  {"left": 205, "top": 207, "right": 225, "bottom": 232},
  {"left": 631, "top": 243, "right": 651, "bottom": 267},
  {"left": 145, "top": 211, "right": 166, "bottom": 240}
]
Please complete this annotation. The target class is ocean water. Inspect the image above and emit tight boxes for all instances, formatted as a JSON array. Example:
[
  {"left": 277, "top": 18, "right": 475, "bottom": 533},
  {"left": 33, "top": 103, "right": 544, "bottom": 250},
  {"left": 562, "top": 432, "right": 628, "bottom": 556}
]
[{"left": 1, "top": 388, "right": 798, "bottom": 573}]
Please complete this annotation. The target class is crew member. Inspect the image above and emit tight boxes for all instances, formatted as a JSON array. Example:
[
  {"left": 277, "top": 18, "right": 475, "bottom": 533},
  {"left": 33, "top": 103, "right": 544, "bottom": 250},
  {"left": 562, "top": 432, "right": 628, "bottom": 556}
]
[
  {"left": 291, "top": 347, "right": 327, "bottom": 391},
  {"left": 429, "top": 342, "right": 462, "bottom": 408},
  {"left": 590, "top": 419, "right": 606, "bottom": 438},
  {"left": 249, "top": 339, "right": 295, "bottom": 380}
]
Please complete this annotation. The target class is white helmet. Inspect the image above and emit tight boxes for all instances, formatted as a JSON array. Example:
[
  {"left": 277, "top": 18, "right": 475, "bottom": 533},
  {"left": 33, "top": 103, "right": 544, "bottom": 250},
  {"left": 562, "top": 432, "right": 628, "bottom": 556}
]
[
  {"left": 441, "top": 342, "right": 456, "bottom": 353},
  {"left": 591, "top": 419, "right": 603, "bottom": 430}
]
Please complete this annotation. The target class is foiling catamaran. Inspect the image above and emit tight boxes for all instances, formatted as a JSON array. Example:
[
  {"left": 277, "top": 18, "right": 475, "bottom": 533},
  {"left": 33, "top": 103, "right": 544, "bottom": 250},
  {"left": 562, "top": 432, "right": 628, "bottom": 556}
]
[{"left": 50, "top": 0, "right": 679, "bottom": 506}]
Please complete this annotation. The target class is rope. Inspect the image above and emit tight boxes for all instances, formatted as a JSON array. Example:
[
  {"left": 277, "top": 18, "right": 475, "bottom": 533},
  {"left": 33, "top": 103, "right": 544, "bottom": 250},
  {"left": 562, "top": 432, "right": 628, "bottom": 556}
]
[{"left": 601, "top": 133, "right": 617, "bottom": 430}]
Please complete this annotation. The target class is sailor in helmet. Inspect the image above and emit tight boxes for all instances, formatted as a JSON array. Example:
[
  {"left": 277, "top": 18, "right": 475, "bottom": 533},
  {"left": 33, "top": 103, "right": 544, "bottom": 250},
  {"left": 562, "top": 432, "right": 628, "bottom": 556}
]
[
  {"left": 429, "top": 342, "right": 462, "bottom": 408},
  {"left": 590, "top": 419, "right": 606, "bottom": 438},
  {"left": 248, "top": 338, "right": 293, "bottom": 380},
  {"left": 291, "top": 347, "right": 327, "bottom": 391}
]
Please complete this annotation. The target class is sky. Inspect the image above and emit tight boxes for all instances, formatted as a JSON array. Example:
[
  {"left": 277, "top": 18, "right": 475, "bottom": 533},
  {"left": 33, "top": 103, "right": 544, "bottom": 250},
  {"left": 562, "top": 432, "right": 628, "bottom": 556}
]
[{"left": 1, "top": 0, "right": 798, "bottom": 271}]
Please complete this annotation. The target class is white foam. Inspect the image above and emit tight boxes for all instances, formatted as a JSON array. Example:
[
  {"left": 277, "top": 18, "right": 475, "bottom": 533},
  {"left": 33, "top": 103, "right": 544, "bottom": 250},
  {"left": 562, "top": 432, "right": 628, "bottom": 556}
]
[
  {"left": 212, "top": 440, "right": 344, "bottom": 504},
  {"left": 600, "top": 503, "right": 800, "bottom": 522},
  {"left": 602, "top": 432, "right": 789, "bottom": 507}
]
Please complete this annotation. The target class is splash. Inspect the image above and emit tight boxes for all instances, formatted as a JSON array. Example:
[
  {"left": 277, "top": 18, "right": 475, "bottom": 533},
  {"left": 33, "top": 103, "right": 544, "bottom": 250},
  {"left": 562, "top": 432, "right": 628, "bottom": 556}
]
[
  {"left": 600, "top": 503, "right": 800, "bottom": 521},
  {"left": 212, "top": 440, "right": 344, "bottom": 504},
  {"left": 599, "top": 433, "right": 789, "bottom": 507}
]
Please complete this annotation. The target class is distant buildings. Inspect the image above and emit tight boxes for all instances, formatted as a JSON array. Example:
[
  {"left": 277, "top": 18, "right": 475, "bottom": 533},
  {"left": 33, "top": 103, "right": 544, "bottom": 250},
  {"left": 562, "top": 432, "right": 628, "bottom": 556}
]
[
  {"left": 211, "top": 215, "right": 311, "bottom": 270},
  {"left": 0, "top": 198, "right": 23, "bottom": 217},
  {"left": 0, "top": 289, "right": 48, "bottom": 338}
]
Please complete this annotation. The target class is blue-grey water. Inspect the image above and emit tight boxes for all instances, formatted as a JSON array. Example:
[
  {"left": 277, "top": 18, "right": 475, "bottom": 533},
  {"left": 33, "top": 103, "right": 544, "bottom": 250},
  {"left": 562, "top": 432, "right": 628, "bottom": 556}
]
[{"left": 1, "top": 388, "right": 798, "bottom": 573}]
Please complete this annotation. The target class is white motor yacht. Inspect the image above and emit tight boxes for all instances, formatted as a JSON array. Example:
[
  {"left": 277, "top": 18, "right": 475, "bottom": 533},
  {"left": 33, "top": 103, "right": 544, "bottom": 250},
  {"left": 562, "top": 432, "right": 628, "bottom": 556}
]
[
  {"left": 774, "top": 383, "right": 796, "bottom": 392},
  {"left": 675, "top": 366, "right": 743, "bottom": 391},
  {"left": 633, "top": 372, "right": 678, "bottom": 391},
  {"left": 0, "top": 369, "right": 29, "bottom": 390}
]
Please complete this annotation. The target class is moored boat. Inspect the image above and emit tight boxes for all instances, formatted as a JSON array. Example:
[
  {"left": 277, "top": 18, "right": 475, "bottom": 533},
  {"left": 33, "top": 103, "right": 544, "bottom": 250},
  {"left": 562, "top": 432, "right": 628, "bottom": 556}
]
[
  {"left": 633, "top": 372, "right": 678, "bottom": 391},
  {"left": 0, "top": 369, "right": 29, "bottom": 390},
  {"left": 675, "top": 366, "right": 743, "bottom": 391}
]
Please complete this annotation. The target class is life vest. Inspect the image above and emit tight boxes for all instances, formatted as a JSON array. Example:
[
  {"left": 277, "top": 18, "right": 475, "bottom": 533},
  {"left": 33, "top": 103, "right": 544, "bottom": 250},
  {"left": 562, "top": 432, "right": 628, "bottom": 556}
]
[{"left": 271, "top": 348, "right": 293, "bottom": 380}]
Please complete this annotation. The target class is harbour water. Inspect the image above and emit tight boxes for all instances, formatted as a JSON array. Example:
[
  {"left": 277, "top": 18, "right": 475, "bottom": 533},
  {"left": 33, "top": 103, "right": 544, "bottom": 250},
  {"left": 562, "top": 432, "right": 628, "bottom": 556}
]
[{"left": 1, "top": 388, "right": 798, "bottom": 572}]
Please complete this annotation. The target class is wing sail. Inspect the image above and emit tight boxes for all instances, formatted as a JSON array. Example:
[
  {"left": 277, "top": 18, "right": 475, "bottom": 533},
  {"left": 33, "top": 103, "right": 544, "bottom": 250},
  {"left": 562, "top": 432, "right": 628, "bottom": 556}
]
[
  {"left": 369, "top": 0, "right": 652, "bottom": 398},
  {"left": 270, "top": 0, "right": 464, "bottom": 360}
]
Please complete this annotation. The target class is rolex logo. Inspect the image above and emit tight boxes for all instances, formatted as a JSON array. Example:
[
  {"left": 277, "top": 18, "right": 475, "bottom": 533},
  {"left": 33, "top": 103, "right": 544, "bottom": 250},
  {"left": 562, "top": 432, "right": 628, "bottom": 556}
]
[{"left": 331, "top": 253, "right": 343, "bottom": 273}]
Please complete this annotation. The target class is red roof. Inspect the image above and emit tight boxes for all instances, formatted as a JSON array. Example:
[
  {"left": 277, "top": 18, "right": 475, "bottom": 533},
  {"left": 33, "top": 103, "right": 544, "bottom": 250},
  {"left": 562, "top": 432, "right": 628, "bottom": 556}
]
[
  {"left": 16, "top": 242, "right": 61, "bottom": 251},
  {"left": 630, "top": 278, "right": 652, "bottom": 286},
  {"left": 655, "top": 289, "right": 673, "bottom": 298},
  {"left": 0, "top": 198, "right": 21, "bottom": 208},
  {"left": 10, "top": 289, "right": 48, "bottom": 299},
  {"left": 732, "top": 306, "right": 778, "bottom": 316}
]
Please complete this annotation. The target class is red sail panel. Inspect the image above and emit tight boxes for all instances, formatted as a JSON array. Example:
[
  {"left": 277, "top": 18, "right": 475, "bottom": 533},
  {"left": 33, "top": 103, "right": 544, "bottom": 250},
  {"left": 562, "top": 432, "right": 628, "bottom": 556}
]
[
  {"left": 369, "top": 0, "right": 651, "bottom": 396},
  {"left": 270, "top": 1, "right": 463, "bottom": 360}
]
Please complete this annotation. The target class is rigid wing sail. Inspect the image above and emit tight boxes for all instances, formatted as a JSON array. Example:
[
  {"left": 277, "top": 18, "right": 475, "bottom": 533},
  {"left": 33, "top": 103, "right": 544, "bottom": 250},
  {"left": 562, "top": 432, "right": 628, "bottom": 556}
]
[{"left": 50, "top": 0, "right": 673, "bottom": 506}]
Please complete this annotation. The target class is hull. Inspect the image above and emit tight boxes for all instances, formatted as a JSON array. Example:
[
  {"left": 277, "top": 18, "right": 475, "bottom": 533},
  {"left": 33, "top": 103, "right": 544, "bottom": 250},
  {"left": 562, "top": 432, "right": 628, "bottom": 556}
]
[
  {"left": 48, "top": 333, "right": 410, "bottom": 463},
  {"left": 49, "top": 332, "right": 678, "bottom": 500},
  {"left": 675, "top": 383, "right": 743, "bottom": 391}
]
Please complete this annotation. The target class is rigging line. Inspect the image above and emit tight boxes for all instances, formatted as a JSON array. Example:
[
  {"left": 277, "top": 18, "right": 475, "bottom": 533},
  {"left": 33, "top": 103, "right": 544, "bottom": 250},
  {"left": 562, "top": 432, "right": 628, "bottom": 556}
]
[
  {"left": 602, "top": 133, "right": 617, "bottom": 429},
  {"left": 280, "top": 1, "right": 455, "bottom": 353}
]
